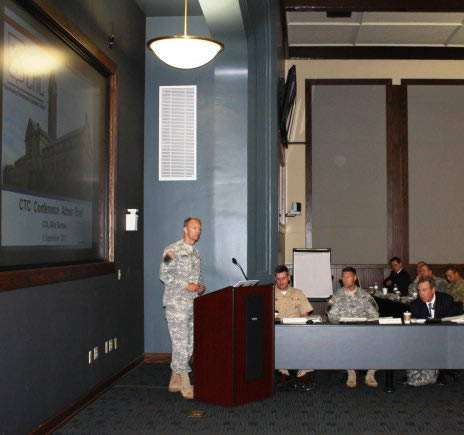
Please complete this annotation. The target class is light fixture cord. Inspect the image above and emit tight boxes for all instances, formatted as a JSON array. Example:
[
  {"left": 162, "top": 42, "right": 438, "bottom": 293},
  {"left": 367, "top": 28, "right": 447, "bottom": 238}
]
[{"left": 184, "top": 0, "right": 188, "bottom": 36}]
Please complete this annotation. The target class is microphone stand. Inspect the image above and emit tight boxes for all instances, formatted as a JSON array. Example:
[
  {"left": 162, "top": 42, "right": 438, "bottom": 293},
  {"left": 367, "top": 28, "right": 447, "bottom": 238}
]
[{"left": 232, "top": 258, "right": 248, "bottom": 280}]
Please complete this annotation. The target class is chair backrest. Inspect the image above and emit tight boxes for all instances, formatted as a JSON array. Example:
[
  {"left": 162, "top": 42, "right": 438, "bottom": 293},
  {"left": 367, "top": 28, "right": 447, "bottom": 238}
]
[{"left": 308, "top": 297, "right": 329, "bottom": 315}]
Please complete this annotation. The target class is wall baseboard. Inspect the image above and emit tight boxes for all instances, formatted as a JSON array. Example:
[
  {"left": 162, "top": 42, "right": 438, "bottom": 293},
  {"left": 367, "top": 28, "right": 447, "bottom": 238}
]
[
  {"left": 144, "top": 352, "right": 171, "bottom": 363},
  {"left": 31, "top": 355, "right": 144, "bottom": 435}
]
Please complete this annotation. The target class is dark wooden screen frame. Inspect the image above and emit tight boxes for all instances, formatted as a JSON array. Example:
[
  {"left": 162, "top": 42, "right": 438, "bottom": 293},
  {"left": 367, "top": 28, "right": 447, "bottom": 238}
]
[{"left": 0, "top": 0, "right": 117, "bottom": 291}]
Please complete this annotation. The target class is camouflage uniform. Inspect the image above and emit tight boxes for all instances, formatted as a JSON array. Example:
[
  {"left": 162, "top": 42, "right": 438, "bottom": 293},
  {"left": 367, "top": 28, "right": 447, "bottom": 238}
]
[
  {"left": 275, "top": 286, "right": 313, "bottom": 318},
  {"left": 407, "top": 369, "right": 438, "bottom": 386},
  {"left": 160, "top": 239, "right": 202, "bottom": 373},
  {"left": 447, "top": 279, "right": 464, "bottom": 303},
  {"left": 408, "top": 275, "right": 448, "bottom": 297},
  {"left": 328, "top": 287, "right": 379, "bottom": 323},
  {"left": 328, "top": 287, "right": 379, "bottom": 383}
]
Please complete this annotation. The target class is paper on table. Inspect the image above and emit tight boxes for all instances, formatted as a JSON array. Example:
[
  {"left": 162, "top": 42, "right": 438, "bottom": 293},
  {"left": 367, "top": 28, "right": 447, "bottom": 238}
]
[
  {"left": 307, "top": 315, "right": 323, "bottom": 323},
  {"left": 411, "top": 318, "right": 426, "bottom": 324},
  {"left": 442, "top": 314, "right": 464, "bottom": 323},
  {"left": 378, "top": 317, "right": 402, "bottom": 325},
  {"left": 339, "top": 317, "right": 368, "bottom": 323},
  {"left": 281, "top": 317, "right": 307, "bottom": 324}
]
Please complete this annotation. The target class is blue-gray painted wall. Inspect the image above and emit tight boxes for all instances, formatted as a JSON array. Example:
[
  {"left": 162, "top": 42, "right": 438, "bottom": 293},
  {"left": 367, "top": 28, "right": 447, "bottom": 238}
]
[
  {"left": 0, "top": 0, "right": 279, "bottom": 431},
  {"left": 241, "top": 0, "right": 279, "bottom": 281},
  {"left": 143, "top": 0, "right": 278, "bottom": 353},
  {"left": 0, "top": 1, "right": 145, "bottom": 433},
  {"left": 144, "top": 10, "right": 249, "bottom": 353}
]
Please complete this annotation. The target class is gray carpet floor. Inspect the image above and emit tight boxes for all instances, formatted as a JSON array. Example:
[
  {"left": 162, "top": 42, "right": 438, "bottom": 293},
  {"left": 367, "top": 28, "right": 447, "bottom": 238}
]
[{"left": 55, "top": 363, "right": 464, "bottom": 434}]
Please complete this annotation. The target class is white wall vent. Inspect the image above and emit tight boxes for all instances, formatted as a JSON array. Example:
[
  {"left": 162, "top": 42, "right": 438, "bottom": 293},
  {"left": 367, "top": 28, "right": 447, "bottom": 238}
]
[{"left": 159, "top": 85, "right": 197, "bottom": 181}]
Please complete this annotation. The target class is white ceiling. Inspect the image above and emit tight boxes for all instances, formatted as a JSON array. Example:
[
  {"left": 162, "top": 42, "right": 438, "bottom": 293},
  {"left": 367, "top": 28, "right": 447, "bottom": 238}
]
[
  {"left": 134, "top": 0, "right": 202, "bottom": 17},
  {"left": 286, "top": 11, "right": 464, "bottom": 47}
]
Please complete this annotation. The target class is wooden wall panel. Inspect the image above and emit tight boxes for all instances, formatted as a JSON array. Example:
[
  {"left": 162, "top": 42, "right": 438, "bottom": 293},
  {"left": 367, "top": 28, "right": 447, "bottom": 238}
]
[
  {"left": 386, "top": 84, "right": 409, "bottom": 262},
  {"left": 331, "top": 265, "right": 390, "bottom": 289},
  {"left": 330, "top": 264, "right": 459, "bottom": 291}
]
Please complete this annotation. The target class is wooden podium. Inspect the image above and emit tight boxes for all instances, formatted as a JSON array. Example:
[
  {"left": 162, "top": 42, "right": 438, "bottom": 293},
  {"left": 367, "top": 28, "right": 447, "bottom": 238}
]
[{"left": 193, "top": 284, "right": 274, "bottom": 406}]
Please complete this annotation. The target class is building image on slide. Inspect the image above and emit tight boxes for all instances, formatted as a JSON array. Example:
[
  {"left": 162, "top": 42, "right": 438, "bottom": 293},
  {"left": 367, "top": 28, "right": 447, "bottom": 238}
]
[{"left": 3, "top": 72, "right": 93, "bottom": 202}]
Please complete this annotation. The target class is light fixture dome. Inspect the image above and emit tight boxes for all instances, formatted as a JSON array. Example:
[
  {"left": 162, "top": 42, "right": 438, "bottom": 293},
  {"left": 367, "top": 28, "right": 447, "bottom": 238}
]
[
  {"left": 147, "top": 35, "right": 224, "bottom": 70},
  {"left": 146, "top": 0, "right": 224, "bottom": 70}
]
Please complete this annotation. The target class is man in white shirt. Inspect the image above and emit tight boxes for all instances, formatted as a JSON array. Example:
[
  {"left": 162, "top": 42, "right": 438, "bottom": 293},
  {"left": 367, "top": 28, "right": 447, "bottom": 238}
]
[{"left": 407, "top": 277, "right": 462, "bottom": 386}]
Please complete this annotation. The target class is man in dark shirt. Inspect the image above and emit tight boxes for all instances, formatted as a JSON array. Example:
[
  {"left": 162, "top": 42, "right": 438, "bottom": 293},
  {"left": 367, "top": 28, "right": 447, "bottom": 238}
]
[{"left": 383, "top": 256, "right": 411, "bottom": 296}]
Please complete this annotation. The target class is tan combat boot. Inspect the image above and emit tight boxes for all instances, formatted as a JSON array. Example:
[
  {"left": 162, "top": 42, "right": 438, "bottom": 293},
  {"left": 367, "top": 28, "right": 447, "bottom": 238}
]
[
  {"left": 365, "top": 369, "right": 378, "bottom": 387},
  {"left": 179, "top": 372, "right": 194, "bottom": 399},
  {"left": 346, "top": 369, "right": 357, "bottom": 388},
  {"left": 169, "top": 371, "right": 181, "bottom": 392}
]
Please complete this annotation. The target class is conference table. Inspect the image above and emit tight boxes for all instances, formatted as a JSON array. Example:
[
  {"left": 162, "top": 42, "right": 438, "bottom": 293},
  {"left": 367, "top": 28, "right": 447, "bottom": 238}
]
[
  {"left": 373, "top": 292, "right": 411, "bottom": 317},
  {"left": 275, "top": 322, "right": 464, "bottom": 391}
]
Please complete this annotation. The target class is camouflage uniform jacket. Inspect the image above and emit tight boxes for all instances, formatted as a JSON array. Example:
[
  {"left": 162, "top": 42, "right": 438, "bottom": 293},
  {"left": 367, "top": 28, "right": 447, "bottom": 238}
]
[
  {"left": 328, "top": 287, "right": 379, "bottom": 323},
  {"left": 407, "top": 369, "right": 438, "bottom": 387},
  {"left": 160, "top": 239, "right": 202, "bottom": 309},
  {"left": 408, "top": 275, "right": 448, "bottom": 297},
  {"left": 447, "top": 279, "right": 464, "bottom": 303}
]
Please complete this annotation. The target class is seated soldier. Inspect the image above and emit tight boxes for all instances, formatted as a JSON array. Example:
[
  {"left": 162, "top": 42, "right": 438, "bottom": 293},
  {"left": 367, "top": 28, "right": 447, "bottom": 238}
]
[
  {"left": 409, "top": 263, "right": 448, "bottom": 296},
  {"left": 328, "top": 266, "right": 379, "bottom": 388},
  {"left": 407, "top": 261, "right": 426, "bottom": 297},
  {"left": 407, "top": 276, "right": 463, "bottom": 386},
  {"left": 274, "top": 264, "right": 315, "bottom": 389},
  {"left": 445, "top": 265, "right": 464, "bottom": 303}
]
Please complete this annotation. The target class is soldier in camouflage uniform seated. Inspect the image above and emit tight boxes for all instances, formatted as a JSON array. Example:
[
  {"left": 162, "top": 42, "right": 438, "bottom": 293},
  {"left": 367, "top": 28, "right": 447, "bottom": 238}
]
[
  {"left": 408, "top": 263, "right": 448, "bottom": 297},
  {"left": 328, "top": 266, "right": 379, "bottom": 388},
  {"left": 160, "top": 217, "right": 205, "bottom": 399},
  {"left": 445, "top": 265, "right": 464, "bottom": 304},
  {"left": 406, "top": 261, "right": 426, "bottom": 296}
]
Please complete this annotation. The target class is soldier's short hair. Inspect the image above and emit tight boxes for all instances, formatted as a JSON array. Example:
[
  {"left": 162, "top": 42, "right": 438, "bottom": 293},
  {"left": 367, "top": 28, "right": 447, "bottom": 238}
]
[
  {"left": 274, "top": 264, "right": 289, "bottom": 275},
  {"left": 418, "top": 276, "right": 436, "bottom": 289},
  {"left": 390, "top": 256, "right": 401, "bottom": 264},
  {"left": 421, "top": 262, "right": 432, "bottom": 272},
  {"left": 184, "top": 217, "right": 202, "bottom": 227},
  {"left": 445, "top": 264, "right": 461, "bottom": 275},
  {"left": 342, "top": 266, "right": 357, "bottom": 275}
]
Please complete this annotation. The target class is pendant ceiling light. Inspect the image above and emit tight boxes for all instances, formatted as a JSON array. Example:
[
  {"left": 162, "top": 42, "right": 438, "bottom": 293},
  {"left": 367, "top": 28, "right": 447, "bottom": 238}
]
[{"left": 147, "top": 0, "right": 224, "bottom": 69}]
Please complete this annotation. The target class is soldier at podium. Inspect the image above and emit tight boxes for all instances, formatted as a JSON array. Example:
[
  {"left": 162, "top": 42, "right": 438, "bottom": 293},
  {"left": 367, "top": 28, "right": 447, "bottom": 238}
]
[
  {"left": 274, "top": 264, "right": 315, "bottom": 389},
  {"left": 160, "top": 217, "right": 205, "bottom": 399}
]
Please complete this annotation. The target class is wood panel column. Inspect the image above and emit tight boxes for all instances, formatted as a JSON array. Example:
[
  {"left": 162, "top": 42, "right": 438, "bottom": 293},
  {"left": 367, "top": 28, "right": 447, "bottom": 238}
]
[
  {"left": 386, "top": 84, "right": 409, "bottom": 262},
  {"left": 305, "top": 80, "right": 313, "bottom": 248}
]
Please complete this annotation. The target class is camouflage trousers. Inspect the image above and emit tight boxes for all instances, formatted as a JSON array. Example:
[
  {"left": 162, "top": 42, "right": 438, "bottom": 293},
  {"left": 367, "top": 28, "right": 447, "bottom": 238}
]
[
  {"left": 166, "top": 306, "right": 194, "bottom": 373},
  {"left": 407, "top": 369, "right": 438, "bottom": 386}
]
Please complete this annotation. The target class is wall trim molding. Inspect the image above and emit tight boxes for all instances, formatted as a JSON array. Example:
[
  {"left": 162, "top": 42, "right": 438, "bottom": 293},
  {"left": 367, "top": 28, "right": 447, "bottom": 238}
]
[
  {"left": 31, "top": 355, "right": 144, "bottom": 434},
  {"left": 144, "top": 352, "right": 172, "bottom": 363}
]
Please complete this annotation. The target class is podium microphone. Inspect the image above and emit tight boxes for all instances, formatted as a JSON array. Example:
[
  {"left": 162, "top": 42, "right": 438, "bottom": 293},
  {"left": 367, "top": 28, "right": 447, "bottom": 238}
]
[{"left": 232, "top": 257, "right": 248, "bottom": 280}]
